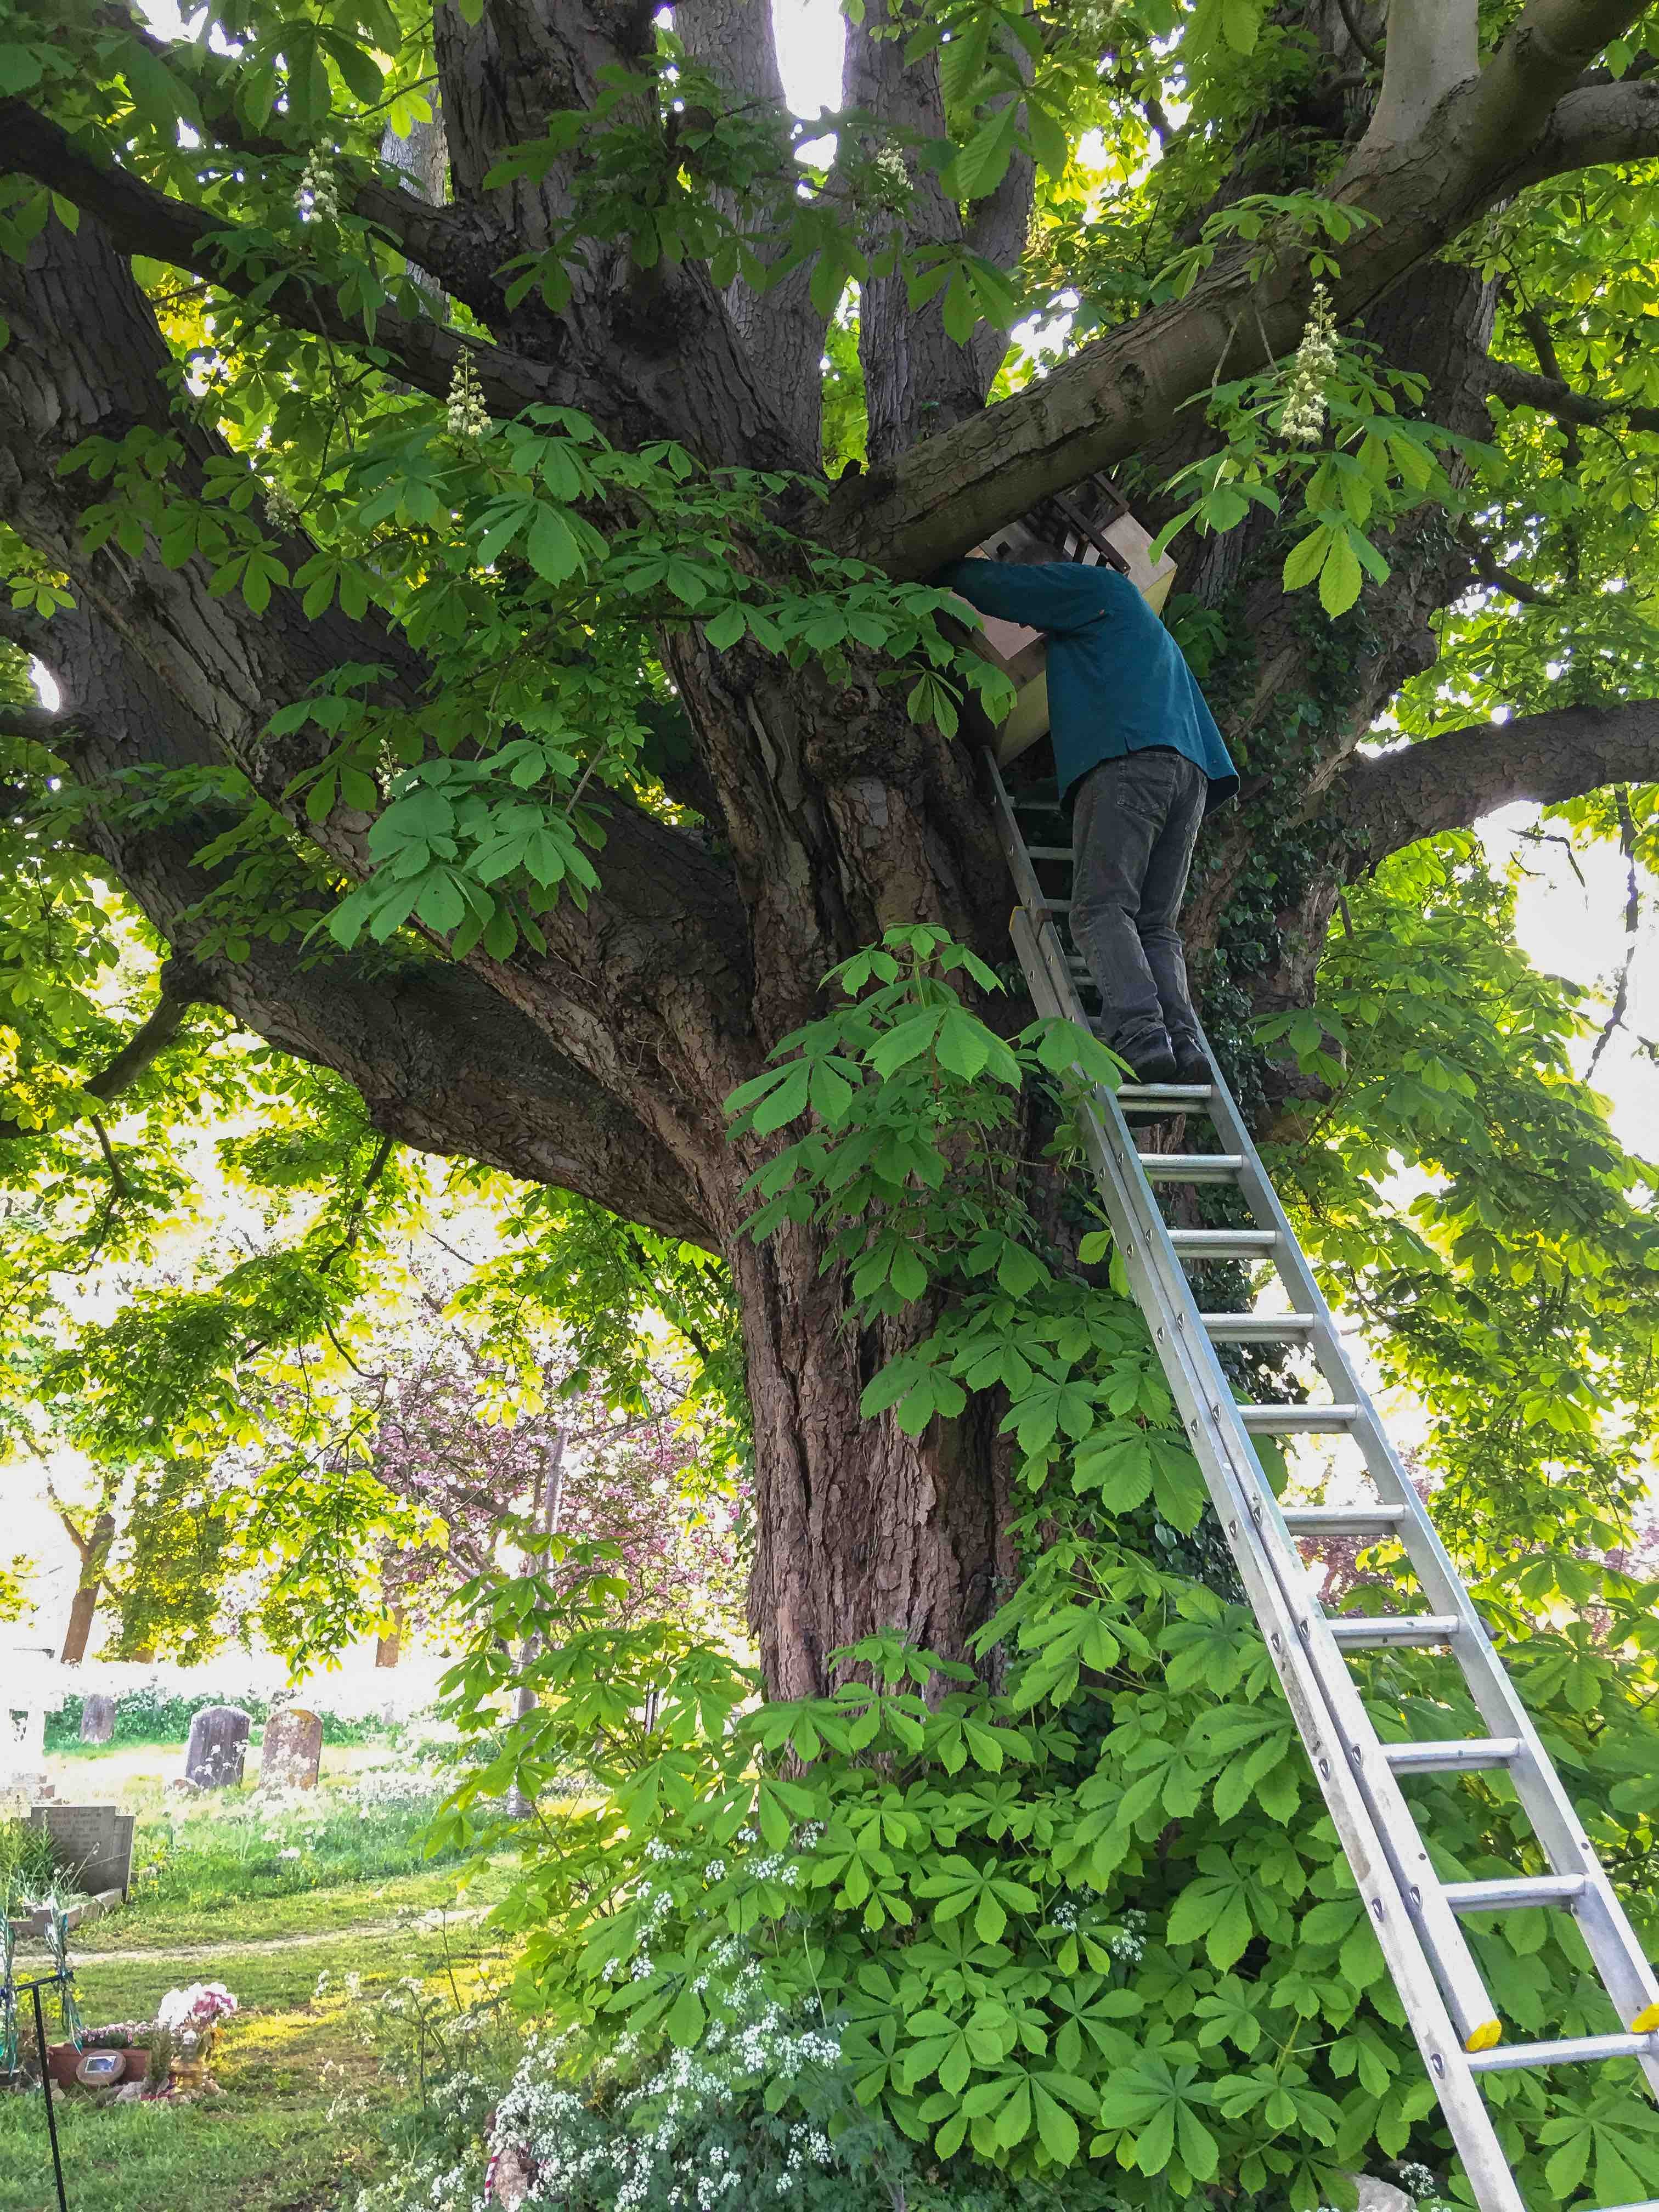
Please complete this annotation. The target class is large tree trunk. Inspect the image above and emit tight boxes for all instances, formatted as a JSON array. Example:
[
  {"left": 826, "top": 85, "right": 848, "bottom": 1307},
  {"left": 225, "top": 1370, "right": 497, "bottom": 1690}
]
[
  {"left": 4, "top": 1, "right": 1658, "bottom": 1705},
  {"left": 58, "top": 1511, "right": 116, "bottom": 1666},
  {"left": 733, "top": 1230, "right": 1012, "bottom": 1697}
]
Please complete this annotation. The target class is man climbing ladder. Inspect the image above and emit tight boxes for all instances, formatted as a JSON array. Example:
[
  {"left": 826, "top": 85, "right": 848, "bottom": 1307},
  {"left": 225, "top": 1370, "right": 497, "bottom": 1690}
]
[
  {"left": 937, "top": 527, "right": 1238, "bottom": 1084},
  {"left": 986, "top": 752, "right": 1659, "bottom": 2212}
]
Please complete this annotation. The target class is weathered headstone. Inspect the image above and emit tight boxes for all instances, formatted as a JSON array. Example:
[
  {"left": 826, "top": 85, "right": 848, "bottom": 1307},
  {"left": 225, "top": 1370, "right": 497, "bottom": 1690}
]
[
  {"left": 1, "top": 1647, "right": 64, "bottom": 1803},
  {"left": 261, "top": 1706, "right": 322, "bottom": 1790},
  {"left": 184, "top": 1703, "right": 250, "bottom": 1789},
  {"left": 26, "top": 1803, "right": 136, "bottom": 1898},
  {"left": 79, "top": 1694, "right": 117, "bottom": 1744}
]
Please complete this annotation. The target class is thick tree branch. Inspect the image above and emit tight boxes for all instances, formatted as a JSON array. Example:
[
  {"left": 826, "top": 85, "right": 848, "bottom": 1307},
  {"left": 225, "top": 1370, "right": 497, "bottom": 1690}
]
[
  {"left": 1479, "top": 19, "right": 1659, "bottom": 188},
  {"left": 1457, "top": 524, "right": 1556, "bottom": 605},
  {"left": 0, "top": 214, "right": 754, "bottom": 1238},
  {"left": 676, "top": 0, "right": 831, "bottom": 464},
  {"left": 25, "top": 625, "right": 716, "bottom": 1245},
  {"left": 1366, "top": 0, "right": 1476, "bottom": 146},
  {"left": 844, "top": 0, "right": 1028, "bottom": 460},
  {"left": 0, "top": 101, "right": 552, "bottom": 422},
  {"left": 1331, "top": 698, "right": 1659, "bottom": 861},
  {"left": 831, "top": 0, "right": 1653, "bottom": 573},
  {"left": 0, "top": 972, "right": 202, "bottom": 1144},
  {"left": 1480, "top": 354, "right": 1659, "bottom": 437}
]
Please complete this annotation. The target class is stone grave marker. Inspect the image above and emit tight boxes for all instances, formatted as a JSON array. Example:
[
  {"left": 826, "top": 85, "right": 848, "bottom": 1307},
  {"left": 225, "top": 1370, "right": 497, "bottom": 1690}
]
[
  {"left": 27, "top": 1803, "right": 136, "bottom": 1898},
  {"left": 79, "top": 1693, "right": 117, "bottom": 1744},
  {"left": 1, "top": 1647, "right": 64, "bottom": 1804},
  {"left": 261, "top": 1706, "right": 323, "bottom": 1790},
  {"left": 184, "top": 1703, "right": 250, "bottom": 1788}
]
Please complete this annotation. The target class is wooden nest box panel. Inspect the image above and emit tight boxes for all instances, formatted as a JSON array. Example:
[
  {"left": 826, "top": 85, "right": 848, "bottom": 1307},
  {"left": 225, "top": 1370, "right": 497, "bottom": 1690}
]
[{"left": 956, "top": 477, "right": 1177, "bottom": 767}]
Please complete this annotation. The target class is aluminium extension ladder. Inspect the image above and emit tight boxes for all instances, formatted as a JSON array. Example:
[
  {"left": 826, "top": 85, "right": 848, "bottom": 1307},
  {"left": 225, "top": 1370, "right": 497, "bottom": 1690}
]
[{"left": 986, "top": 752, "right": 1659, "bottom": 2212}]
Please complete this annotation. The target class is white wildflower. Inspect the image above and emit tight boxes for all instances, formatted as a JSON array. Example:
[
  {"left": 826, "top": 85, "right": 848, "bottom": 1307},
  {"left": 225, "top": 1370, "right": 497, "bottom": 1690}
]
[
  {"left": 263, "top": 482, "right": 301, "bottom": 533},
  {"left": 298, "top": 146, "right": 340, "bottom": 224},
  {"left": 445, "top": 352, "right": 490, "bottom": 441},
  {"left": 871, "top": 144, "right": 911, "bottom": 211},
  {"left": 1281, "top": 280, "right": 1339, "bottom": 444}
]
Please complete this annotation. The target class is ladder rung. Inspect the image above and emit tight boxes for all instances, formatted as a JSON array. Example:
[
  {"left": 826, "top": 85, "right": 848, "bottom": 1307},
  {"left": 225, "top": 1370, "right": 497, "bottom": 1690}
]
[
  {"left": 1116, "top": 1084, "right": 1215, "bottom": 1113},
  {"left": 1239, "top": 1403, "right": 1359, "bottom": 1432},
  {"left": 1444, "top": 1875, "right": 1587, "bottom": 1911},
  {"left": 1044, "top": 896, "right": 1074, "bottom": 912},
  {"left": 1282, "top": 1506, "right": 1407, "bottom": 1536},
  {"left": 1468, "top": 2029, "right": 1659, "bottom": 2074},
  {"left": 1381, "top": 1738, "right": 1520, "bottom": 1774},
  {"left": 1202, "top": 1312, "right": 1316, "bottom": 1340},
  {"left": 1137, "top": 1152, "right": 1243, "bottom": 1182},
  {"left": 1011, "top": 795, "right": 1064, "bottom": 811},
  {"left": 1168, "top": 1229, "right": 1277, "bottom": 1258},
  {"left": 1026, "top": 845, "right": 1074, "bottom": 860},
  {"left": 1327, "top": 1615, "right": 1462, "bottom": 1647}
]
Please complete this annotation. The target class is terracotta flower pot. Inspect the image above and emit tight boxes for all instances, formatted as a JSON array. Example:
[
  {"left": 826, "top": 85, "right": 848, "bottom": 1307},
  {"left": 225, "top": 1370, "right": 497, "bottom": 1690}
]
[
  {"left": 122, "top": 2047, "right": 151, "bottom": 2084},
  {"left": 45, "top": 2044, "right": 82, "bottom": 2090}
]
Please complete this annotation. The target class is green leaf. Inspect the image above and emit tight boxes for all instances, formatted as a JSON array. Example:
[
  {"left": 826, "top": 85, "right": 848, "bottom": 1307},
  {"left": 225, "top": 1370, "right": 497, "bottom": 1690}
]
[
  {"left": 751, "top": 1063, "right": 810, "bottom": 1136},
  {"left": 946, "top": 102, "right": 1021, "bottom": 202},
  {"left": 704, "top": 602, "right": 747, "bottom": 650},
  {"left": 0, "top": 45, "right": 44, "bottom": 95},
  {"left": 1282, "top": 526, "right": 1331, "bottom": 592},
  {"left": 526, "top": 505, "right": 582, "bottom": 584},
  {"left": 664, "top": 1982, "right": 705, "bottom": 2047},
  {"left": 1318, "top": 530, "right": 1364, "bottom": 617}
]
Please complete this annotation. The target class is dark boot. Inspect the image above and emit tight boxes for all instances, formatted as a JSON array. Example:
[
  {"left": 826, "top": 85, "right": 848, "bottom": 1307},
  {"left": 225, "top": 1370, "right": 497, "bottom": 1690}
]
[
  {"left": 1127, "top": 1041, "right": 1179, "bottom": 1085},
  {"left": 1172, "top": 1041, "right": 1210, "bottom": 1085}
]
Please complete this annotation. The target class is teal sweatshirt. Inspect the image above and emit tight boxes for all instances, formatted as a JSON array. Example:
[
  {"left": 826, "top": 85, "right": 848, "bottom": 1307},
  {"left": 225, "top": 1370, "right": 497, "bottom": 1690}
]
[{"left": 936, "top": 558, "right": 1238, "bottom": 811}]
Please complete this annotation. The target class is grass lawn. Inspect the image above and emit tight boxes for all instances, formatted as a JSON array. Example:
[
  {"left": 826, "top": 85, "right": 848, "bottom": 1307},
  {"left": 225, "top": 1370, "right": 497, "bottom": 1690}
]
[
  {"left": 72, "top": 1857, "right": 514, "bottom": 1953},
  {"left": 0, "top": 1916, "right": 509, "bottom": 2212},
  {"left": 3, "top": 1745, "right": 525, "bottom": 2212}
]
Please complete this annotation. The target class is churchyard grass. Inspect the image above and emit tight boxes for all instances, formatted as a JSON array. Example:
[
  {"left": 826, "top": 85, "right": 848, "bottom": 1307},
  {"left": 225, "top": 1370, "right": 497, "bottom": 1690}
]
[{"left": 0, "top": 1745, "right": 528, "bottom": 2212}]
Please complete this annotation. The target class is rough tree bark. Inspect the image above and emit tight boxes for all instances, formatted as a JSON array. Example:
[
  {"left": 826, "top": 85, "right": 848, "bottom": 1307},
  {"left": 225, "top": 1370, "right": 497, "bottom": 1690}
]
[{"left": 4, "top": 0, "right": 1658, "bottom": 1698}]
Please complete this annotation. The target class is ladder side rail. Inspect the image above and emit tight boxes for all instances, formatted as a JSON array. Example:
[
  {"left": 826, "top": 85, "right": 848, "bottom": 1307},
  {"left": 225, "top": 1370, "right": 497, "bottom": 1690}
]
[
  {"left": 1190, "top": 1028, "right": 1659, "bottom": 2057},
  {"left": 1014, "top": 903, "right": 1509, "bottom": 2057},
  {"left": 1007, "top": 906, "right": 1526, "bottom": 2211}
]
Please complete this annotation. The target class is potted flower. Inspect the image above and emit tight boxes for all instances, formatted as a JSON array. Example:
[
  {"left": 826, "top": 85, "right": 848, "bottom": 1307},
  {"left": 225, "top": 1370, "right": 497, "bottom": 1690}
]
[
  {"left": 80, "top": 2022, "right": 151, "bottom": 2084},
  {"left": 155, "top": 1982, "right": 238, "bottom": 2087}
]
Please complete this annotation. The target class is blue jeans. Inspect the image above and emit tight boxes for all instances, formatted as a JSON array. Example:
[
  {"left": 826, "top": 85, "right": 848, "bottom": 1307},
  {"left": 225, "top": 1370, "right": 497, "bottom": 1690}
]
[{"left": 1070, "top": 749, "right": 1206, "bottom": 1062}]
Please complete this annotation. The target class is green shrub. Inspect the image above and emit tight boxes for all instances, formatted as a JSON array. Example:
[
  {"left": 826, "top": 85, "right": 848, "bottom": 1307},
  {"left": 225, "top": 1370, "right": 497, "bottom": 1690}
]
[{"left": 420, "top": 933, "right": 1659, "bottom": 2212}]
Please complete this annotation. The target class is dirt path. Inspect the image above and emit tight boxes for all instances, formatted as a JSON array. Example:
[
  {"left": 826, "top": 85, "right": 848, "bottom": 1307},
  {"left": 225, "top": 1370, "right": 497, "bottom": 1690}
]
[{"left": 66, "top": 1906, "right": 490, "bottom": 1967}]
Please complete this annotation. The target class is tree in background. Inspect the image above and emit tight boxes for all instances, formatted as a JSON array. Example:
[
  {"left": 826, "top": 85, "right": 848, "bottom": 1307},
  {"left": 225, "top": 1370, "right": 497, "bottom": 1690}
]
[{"left": 20, "top": 1222, "right": 742, "bottom": 1663}]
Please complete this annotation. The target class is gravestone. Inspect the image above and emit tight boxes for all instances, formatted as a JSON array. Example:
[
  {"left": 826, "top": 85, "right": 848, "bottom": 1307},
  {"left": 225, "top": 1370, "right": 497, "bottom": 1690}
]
[
  {"left": 79, "top": 1694, "right": 117, "bottom": 1744},
  {"left": 184, "top": 1703, "right": 250, "bottom": 1788},
  {"left": 261, "top": 1706, "right": 322, "bottom": 1790},
  {"left": 27, "top": 1803, "right": 136, "bottom": 1898},
  {"left": 1, "top": 1647, "right": 64, "bottom": 1804}
]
